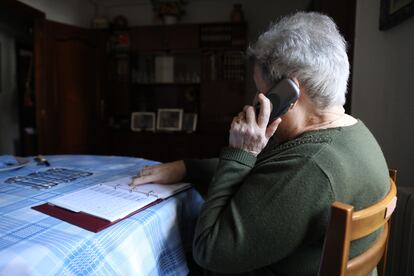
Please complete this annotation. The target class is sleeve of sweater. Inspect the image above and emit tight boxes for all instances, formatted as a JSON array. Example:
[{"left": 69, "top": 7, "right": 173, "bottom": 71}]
[
  {"left": 183, "top": 158, "right": 219, "bottom": 196},
  {"left": 192, "top": 147, "right": 334, "bottom": 274}
]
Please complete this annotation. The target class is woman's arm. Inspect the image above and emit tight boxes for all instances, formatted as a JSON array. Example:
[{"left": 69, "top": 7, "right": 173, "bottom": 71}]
[
  {"left": 130, "top": 158, "right": 219, "bottom": 195},
  {"left": 193, "top": 147, "right": 333, "bottom": 274},
  {"left": 183, "top": 158, "right": 219, "bottom": 195}
]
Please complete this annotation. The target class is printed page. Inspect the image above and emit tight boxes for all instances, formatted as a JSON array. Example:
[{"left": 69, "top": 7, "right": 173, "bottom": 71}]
[
  {"left": 103, "top": 176, "right": 191, "bottom": 199},
  {"left": 48, "top": 184, "right": 156, "bottom": 222},
  {"left": 48, "top": 177, "right": 191, "bottom": 222}
]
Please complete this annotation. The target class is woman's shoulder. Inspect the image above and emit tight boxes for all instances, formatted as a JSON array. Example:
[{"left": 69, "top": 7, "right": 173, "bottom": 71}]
[{"left": 258, "top": 128, "right": 337, "bottom": 163}]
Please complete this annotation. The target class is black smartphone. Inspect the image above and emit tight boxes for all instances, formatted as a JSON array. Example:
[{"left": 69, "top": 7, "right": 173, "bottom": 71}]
[{"left": 255, "top": 78, "right": 300, "bottom": 123}]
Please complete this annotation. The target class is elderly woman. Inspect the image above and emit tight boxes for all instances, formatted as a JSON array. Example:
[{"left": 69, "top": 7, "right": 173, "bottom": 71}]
[{"left": 131, "top": 12, "right": 389, "bottom": 275}]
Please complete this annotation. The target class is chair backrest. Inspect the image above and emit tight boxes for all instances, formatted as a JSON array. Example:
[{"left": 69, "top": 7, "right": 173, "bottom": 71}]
[{"left": 319, "top": 169, "right": 397, "bottom": 276}]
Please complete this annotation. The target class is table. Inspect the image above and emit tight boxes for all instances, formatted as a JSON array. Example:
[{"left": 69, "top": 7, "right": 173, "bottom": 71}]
[{"left": 0, "top": 155, "right": 203, "bottom": 276}]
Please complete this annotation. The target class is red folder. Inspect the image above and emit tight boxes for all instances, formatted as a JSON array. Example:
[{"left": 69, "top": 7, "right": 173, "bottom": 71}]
[{"left": 32, "top": 199, "right": 161, "bottom": 233}]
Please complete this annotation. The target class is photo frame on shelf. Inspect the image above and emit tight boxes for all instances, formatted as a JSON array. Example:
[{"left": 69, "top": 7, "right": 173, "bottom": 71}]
[
  {"left": 157, "top": 108, "right": 183, "bottom": 131},
  {"left": 131, "top": 112, "right": 156, "bottom": 132},
  {"left": 182, "top": 113, "right": 197, "bottom": 133},
  {"left": 380, "top": 0, "right": 414, "bottom": 30}
]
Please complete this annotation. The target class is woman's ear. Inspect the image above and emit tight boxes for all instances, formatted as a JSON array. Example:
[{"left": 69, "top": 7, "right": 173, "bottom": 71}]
[
  {"left": 290, "top": 100, "right": 298, "bottom": 110},
  {"left": 292, "top": 77, "right": 300, "bottom": 88},
  {"left": 291, "top": 77, "right": 302, "bottom": 103}
]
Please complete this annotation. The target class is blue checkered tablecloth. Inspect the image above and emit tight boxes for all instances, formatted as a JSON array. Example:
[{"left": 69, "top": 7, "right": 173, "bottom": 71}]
[{"left": 0, "top": 155, "right": 204, "bottom": 276}]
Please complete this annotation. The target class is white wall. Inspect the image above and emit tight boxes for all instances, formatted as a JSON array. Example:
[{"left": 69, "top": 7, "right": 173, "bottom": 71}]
[
  {"left": 0, "top": 33, "right": 18, "bottom": 154},
  {"left": 17, "top": 0, "right": 95, "bottom": 27},
  {"left": 352, "top": 0, "right": 414, "bottom": 187}
]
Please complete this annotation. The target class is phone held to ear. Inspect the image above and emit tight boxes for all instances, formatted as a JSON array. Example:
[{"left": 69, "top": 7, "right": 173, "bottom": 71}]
[{"left": 255, "top": 78, "right": 300, "bottom": 123}]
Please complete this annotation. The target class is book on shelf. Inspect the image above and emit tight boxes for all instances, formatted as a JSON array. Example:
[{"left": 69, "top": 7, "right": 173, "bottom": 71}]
[
  {"left": 202, "top": 51, "right": 245, "bottom": 81},
  {"left": 155, "top": 56, "right": 174, "bottom": 83},
  {"left": 32, "top": 177, "right": 191, "bottom": 232},
  {"left": 200, "top": 23, "right": 246, "bottom": 48}
]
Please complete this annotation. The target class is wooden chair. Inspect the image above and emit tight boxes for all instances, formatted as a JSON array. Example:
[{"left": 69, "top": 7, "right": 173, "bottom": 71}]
[{"left": 319, "top": 170, "right": 397, "bottom": 276}]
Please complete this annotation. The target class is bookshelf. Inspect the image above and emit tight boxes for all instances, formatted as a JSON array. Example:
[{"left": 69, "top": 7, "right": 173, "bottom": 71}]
[{"left": 103, "top": 22, "right": 247, "bottom": 161}]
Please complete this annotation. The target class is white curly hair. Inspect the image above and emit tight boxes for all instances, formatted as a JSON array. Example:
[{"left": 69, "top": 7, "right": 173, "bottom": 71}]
[{"left": 247, "top": 12, "right": 350, "bottom": 109}]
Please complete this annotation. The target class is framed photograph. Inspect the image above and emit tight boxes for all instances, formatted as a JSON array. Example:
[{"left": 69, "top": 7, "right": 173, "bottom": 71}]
[
  {"left": 380, "top": 0, "right": 414, "bottom": 30},
  {"left": 157, "top": 108, "right": 183, "bottom": 131},
  {"left": 131, "top": 112, "right": 155, "bottom": 132},
  {"left": 182, "top": 113, "right": 197, "bottom": 133}
]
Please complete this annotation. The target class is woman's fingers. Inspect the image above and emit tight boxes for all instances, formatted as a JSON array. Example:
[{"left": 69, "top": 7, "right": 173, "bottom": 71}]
[
  {"left": 245, "top": 106, "right": 255, "bottom": 125},
  {"left": 228, "top": 93, "right": 277, "bottom": 155},
  {"left": 256, "top": 93, "right": 271, "bottom": 128},
  {"left": 130, "top": 161, "right": 186, "bottom": 187},
  {"left": 130, "top": 165, "right": 158, "bottom": 186},
  {"left": 266, "top": 118, "right": 282, "bottom": 139},
  {"left": 130, "top": 173, "right": 157, "bottom": 186}
]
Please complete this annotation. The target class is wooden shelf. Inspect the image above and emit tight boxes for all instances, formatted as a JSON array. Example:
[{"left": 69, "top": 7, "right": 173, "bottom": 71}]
[
  {"left": 102, "top": 22, "right": 247, "bottom": 160},
  {"left": 107, "top": 130, "right": 228, "bottom": 161},
  {"left": 133, "top": 82, "right": 201, "bottom": 86}
]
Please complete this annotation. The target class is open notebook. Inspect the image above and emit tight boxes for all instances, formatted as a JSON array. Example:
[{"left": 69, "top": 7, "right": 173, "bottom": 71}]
[{"left": 32, "top": 177, "right": 190, "bottom": 232}]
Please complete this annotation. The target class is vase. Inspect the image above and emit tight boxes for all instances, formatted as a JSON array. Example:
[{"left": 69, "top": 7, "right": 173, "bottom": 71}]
[
  {"left": 231, "top": 4, "right": 244, "bottom": 22},
  {"left": 163, "top": 15, "right": 178, "bottom": 25}
]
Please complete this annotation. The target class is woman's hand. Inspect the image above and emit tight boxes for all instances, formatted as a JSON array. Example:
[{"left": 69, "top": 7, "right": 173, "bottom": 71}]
[
  {"left": 229, "top": 93, "right": 282, "bottom": 156},
  {"left": 130, "top": 160, "right": 186, "bottom": 187}
]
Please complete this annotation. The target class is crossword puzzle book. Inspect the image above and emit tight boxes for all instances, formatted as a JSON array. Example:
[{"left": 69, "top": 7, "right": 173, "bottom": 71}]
[{"left": 32, "top": 177, "right": 190, "bottom": 232}]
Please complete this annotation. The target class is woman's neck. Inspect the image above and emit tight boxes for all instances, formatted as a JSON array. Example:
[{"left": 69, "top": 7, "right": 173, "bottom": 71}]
[
  {"left": 275, "top": 105, "right": 357, "bottom": 142},
  {"left": 303, "top": 106, "right": 346, "bottom": 131}
]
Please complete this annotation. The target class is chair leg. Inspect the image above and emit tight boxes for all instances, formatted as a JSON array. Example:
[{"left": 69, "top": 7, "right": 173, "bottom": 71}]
[{"left": 377, "top": 230, "right": 390, "bottom": 276}]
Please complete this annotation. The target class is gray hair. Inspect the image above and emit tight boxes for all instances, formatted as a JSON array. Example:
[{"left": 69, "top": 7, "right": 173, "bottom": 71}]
[{"left": 247, "top": 12, "right": 349, "bottom": 109}]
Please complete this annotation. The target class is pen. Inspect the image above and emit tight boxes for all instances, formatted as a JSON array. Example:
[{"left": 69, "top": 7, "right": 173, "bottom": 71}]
[{"left": 35, "top": 155, "right": 50, "bottom": 166}]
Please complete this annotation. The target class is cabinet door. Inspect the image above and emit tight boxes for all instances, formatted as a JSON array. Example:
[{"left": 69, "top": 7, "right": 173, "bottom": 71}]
[
  {"left": 164, "top": 24, "right": 198, "bottom": 49},
  {"left": 199, "top": 81, "right": 245, "bottom": 133},
  {"left": 132, "top": 26, "right": 165, "bottom": 51},
  {"left": 36, "top": 20, "right": 99, "bottom": 154}
]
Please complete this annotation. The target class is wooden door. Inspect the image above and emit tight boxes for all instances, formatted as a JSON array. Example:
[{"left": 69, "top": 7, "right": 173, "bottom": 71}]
[{"left": 35, "top": 20, "right": 99, "bottom": 154}]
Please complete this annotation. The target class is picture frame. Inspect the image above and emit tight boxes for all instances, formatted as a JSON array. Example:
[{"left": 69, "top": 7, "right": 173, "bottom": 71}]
[
  {"left": 131, "top": 112, "right": 156, "bottom": 132},
  {"left": 380, "top": 0, "right": 414, "bottom": 30},
  {"left": 157, "top": 108, "right": 183, "bottom": 131},
  {"left": 182, "top": 113, "right": 197, "bottom": 133}
]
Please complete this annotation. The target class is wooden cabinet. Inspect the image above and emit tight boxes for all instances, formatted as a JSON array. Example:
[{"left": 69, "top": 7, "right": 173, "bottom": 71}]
[
  {"left": 199, "top": 81, "right": 244, "bottom": 133},
  {"left": 107, "top": 131, "right": 227, "bottom": 161},
  {"left": 104, "top": 22, "right": 247, "bottom": 161},
  {"left": 34, "top": 20, "right": 247, "bottom": 160},
  {"left": 1, "top": 0, "right": 45, "bottom": 156},
  {"left": 131, "top": 24, "right": 199, "bottom": 50}
]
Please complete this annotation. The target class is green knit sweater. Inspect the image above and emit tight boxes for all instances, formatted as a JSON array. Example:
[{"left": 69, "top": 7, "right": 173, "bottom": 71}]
[{"left": 184, "top": 120, "right": 389, "bottom": 276}]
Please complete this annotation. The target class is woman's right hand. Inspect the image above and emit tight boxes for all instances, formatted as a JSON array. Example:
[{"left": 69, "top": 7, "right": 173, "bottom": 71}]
[{"left": 130, "top": 160, "right": 186, "bottom": 187}]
